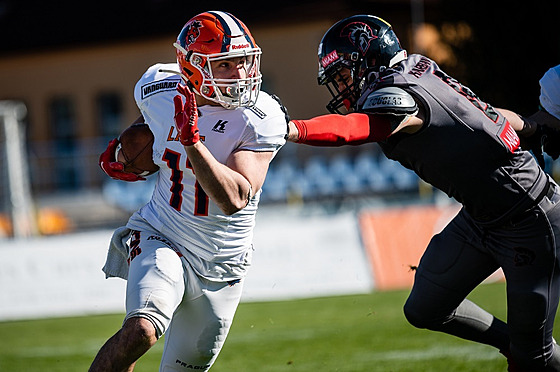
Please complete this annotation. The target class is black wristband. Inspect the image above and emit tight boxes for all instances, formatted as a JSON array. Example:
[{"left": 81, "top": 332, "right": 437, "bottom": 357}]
[{"left": 518, "top": 115, "right": 536, "bottom": 137}]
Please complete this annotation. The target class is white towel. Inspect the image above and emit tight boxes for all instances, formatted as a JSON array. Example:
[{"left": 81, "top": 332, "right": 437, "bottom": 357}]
[{"left": 102, "top": 226, "right": 131, "bottom": 280}]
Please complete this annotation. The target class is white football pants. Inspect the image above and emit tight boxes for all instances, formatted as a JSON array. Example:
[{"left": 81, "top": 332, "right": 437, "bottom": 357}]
[{"left": 124, "top": 229, "right": 244, "bottom": 371}]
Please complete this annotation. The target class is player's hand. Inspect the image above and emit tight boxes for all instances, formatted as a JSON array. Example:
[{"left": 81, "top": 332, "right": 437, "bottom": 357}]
[
  {"left": 99, "top": 138, "right": 146, "bottom": 182},
  {"left": 522, "top": 123, "right": 560, "bottom": 168},
  {"left": 519, "top": 116, "right": 546, "bottom": 168},
  {"left": 542, "top": 127, "right": 560, "bottom": 161},
  {"left": 174, "top": 84, "right": 200, "bottom": 146}
]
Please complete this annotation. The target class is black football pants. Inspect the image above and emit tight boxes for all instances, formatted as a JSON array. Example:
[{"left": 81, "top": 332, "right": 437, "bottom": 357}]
[{"left": 404, "top": 184, "right": 560, "bottom": 371}]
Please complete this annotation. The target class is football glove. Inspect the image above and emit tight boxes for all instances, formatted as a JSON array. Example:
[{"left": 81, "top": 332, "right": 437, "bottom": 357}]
[
  {"left": 543, "top": 126, "right": 560, "bottom": 161},
  {"left": 99, "top": 138, "right": 146, "bottom": 182},
  {"left": 521, "top": 124, "right": 560, "bottom": 168},
  {"left": 173, "top": 84, "right": 200, "bottom": 146}
]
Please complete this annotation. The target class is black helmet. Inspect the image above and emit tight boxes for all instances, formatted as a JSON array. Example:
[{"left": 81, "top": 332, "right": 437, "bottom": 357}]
[{"left": 317, "top": 15, "right": 407, "bottom": 113}]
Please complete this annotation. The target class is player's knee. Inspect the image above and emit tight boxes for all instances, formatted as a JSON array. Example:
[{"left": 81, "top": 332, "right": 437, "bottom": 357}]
[
  {"left": 404, "top": 294, "right": 452, "bottom": 330},
  {"left": 403, "top": 298, "right": 429, "bottom": 329},
  {"left": 508, "top": 290, "right": 547, "bottom": 333},
  {"left": 122, "top": 317, "right": 158, "bottom": 349},
  {"left": 198, "top": 317, "right": 233, "bottom": 356}
]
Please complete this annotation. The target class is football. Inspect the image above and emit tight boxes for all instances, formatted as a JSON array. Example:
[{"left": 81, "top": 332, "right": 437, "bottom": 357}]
[{"left": 117, "top": 123, "right": 159, "bottom": 176}]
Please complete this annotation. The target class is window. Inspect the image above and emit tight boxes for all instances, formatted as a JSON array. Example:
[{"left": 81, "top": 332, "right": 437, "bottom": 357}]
[
  {"left": 97, "top": 93, "right": 123, "bottom": 140},
  {"left": 49, "top": 97, "right": 78, "bottom": 190}
]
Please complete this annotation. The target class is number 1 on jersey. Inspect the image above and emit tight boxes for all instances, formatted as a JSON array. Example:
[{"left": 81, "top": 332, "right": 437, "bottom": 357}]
[
  {"left": 186, "top": 158, "right": 209, "bottom": 216},
  {"left": 163, "top": 149, "right": 209, "bottom": 216}
]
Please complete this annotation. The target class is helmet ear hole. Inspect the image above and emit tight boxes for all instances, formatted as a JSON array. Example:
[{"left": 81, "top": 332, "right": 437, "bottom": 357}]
[
  {"left": 181, "top": 66, "right": 194, "bottom": 77},
  {"left": 191, "top": 55, "right": 203, "bottom": 66}
]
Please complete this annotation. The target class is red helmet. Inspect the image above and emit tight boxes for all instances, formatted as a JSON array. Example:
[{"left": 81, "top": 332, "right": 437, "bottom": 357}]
[{"left": 174, "top": 11, "right": 262, "bottom": 108}]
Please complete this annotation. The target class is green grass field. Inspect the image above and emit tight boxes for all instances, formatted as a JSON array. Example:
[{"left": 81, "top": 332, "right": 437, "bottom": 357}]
[{"left": 0, "top": 281, "right": 550, "bottom": 371}]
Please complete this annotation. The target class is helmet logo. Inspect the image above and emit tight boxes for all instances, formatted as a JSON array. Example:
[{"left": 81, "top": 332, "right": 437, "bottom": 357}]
[
  {"left": 182, "top": 20, "right": 203, "bottom": 48},
  {"left": 231, "top": 43, "right": 250, "bottom": 50},
  {"left": 340, "top": 22, "right": 376, "bottom": 56},
  {"left": 320, "top": 50, "right": 340, "bottom": 68}
]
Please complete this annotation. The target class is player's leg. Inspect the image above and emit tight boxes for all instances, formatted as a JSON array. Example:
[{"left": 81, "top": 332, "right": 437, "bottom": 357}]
[
  {"left": 89, "top": 229, "right": 185, "bottom": 372},
  {"left": 88, "top": 317, "right": 156, "bottom": 372},
  {"left": 499, "top": 197, "right": 560, "bottom": 371},
  {"left": 403, "top": 209, "right": 510, "bottom": 351},
  {"left": 159, "top": 268, "right": 244, "bottom": 371}
]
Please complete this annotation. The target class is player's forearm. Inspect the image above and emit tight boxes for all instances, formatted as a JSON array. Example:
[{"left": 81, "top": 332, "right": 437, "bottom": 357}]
[
  {"left": 185, "top": 142, "right": 252, "bottom": 215},
  {"left": 497, "top": 108, "right": 536, "bottom": 136},
  {"left": 288, "top": 113, "right": 392, "bottom": 145}
]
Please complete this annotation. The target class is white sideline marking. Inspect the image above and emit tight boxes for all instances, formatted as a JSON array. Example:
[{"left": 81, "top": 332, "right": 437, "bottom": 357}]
[
  {"left": 13, "top": 340, "right": 164, "bottom": 358},
  {"left": 362, "top": 344, "right": 500, "bottom": 362}
]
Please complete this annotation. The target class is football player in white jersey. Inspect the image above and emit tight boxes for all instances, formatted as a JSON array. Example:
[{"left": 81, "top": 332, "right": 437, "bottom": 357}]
[
  {"left": 92, "top": 11, "right": 287, "bottom": 371},
  {"left": 528, "top": 64, "right": 560, "bottom": 135},
  {"left": 520, "top": 64, "right": 560, "bottom": 168},
  {"left": 536, "top": 64, "right": 560, "bottom": 123}
]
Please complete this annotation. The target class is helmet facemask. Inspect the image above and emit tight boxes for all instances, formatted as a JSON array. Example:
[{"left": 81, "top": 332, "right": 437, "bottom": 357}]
[
  {"left": 318, "top": 54, "right": 364, "bottom": 114},
  {"left": 191, "top": 48, "right": 261, "bottom": 109}
]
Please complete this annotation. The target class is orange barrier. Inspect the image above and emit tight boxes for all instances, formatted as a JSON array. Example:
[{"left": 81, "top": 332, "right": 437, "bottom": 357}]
[{"left": 359, "top": 204, "right": 461, "bottom": 291}]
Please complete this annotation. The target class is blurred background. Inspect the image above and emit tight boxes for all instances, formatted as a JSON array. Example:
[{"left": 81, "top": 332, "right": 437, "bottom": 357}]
[{"left": 0, "top": 0, "right": 559, "bottom": 236}]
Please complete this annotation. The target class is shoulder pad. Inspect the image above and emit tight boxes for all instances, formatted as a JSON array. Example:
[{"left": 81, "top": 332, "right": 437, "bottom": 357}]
[
  {"left": 134, "top": 63, "right": 181, "bottom": 105},
  {"left": 360, "top": 86, "right": 417, "bottom": 115}
]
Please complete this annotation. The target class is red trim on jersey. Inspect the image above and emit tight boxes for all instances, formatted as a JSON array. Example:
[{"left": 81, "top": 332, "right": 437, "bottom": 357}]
[
  {"left": 498, "top": 120, "right": 520, "bottom": 153},
  {"left": 293, "top": 113, "right": 392, "bottom": 146}
]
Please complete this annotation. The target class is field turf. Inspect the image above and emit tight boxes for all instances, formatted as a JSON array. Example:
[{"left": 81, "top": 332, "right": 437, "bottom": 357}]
[{"left": 0, "top": 281, "right": 548, "bottom": 371}]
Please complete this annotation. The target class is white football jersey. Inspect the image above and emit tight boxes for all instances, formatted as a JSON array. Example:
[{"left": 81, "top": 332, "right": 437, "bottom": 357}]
[
  {"left": 127, "top": 63, "right": 286, "bottom": 281},
  {"left": 540, "top": 64, "right": 560, "bottom": 120}
]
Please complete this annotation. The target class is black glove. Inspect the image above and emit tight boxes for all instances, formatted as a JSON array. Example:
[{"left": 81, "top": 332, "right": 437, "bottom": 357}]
[
  {"left": 521, "top": 124, "right": 547, "bottom": 168},
  {"left": 543, "top": 126, "right": 560, "bottom": 160},
  {"left": 521, "top": 123, "right": 560, "bottom": 168}
]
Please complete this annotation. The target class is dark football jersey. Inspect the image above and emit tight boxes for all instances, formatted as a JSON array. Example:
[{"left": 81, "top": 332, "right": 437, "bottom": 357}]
[{"left": 357, "top": 54, "right": 548, "bottom": 222}]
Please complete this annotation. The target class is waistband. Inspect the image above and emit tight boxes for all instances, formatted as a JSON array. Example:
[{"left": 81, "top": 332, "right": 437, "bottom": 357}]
[{"left": 473, "top": 173, "right": 553, "bottom": 228}]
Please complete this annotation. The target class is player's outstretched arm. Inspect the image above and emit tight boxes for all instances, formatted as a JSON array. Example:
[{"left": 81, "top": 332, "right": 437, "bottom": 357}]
[
  {"left": 497, "top": 107, "right": 560, "bottom": 166},
  {"left": 287, "top": 112, "right": 422, "bottom": 146}
]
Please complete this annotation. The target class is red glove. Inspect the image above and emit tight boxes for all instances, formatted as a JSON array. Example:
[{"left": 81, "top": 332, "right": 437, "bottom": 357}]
[
  {"left": 173, "top": 84, "right": 200, "bottom": 146},
  {"left": 99, "top": 138, "right": 146, "bottom": 182}
]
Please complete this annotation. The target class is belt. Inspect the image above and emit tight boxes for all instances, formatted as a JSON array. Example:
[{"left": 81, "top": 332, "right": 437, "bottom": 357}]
[
  {"left": 474, "top": 178, "right": 554, "bottom": 228},
  {"left": 536, "top": 178, "right": 553, "bottom": 204},
  {"left": 547, "top": 182, "right": 555, "bottom": 200},
  {"left": 541, "top": 178, "right": 557, "bottom": 205},
  {"left": 507, "top": 179, "right": 556, "bottom": 226}
]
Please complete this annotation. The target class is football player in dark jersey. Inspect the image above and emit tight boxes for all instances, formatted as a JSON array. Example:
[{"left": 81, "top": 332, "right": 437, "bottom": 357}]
[{"left": 286, "top": 15, "right": 560, "bottom": 372}]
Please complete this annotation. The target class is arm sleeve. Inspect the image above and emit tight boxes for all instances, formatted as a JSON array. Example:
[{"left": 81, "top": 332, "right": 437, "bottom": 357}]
[{"left": 292, "top": 113, "right": 392, "bottom": 146}]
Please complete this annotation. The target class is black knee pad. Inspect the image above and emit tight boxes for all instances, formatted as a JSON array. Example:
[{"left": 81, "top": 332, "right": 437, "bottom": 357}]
[{"left": 403, "top": 296, "right": 430, "bottom": 329}]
